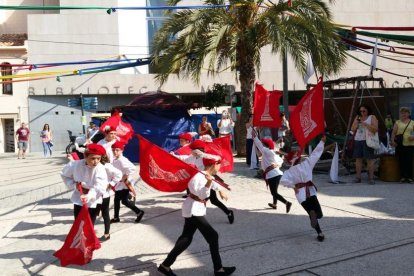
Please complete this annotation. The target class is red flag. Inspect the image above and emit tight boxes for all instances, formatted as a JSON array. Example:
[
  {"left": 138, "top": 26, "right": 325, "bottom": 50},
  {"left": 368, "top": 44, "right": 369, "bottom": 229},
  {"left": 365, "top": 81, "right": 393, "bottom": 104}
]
[
  {"left": 175, "top": 144, "right": 192, "bottom": 155},
  {"left": 289, "top": 78, "right": 325, "bottom": 149},
  {"left": 70, "top": 152, "right": 80, "bottom": 160},
  {"left": 253, "top": 83, "right": 282, "bottom": 128},
  {"left": 205, "top": 136, "right": 234, "bottom": 173},
  {"left": 175, "top": 137, "right": 233, "bottom": 173},
  {"left": 139, "top": 135, "right": 229, "bottom": 192},
  {"left": 54, "top": 204, "right": 101, "bottom": 266},
  {"left": 139, "top": 135, "right": 199, "bottom": 192},
  {"left": 99, "top": 111, "right": 134, "bottom": 144}
]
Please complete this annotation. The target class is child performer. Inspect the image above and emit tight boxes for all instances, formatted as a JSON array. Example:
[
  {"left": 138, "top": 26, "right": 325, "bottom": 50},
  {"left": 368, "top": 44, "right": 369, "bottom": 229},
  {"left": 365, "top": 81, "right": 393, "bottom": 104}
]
[
  {"left": 174, "top": 139, "right": 234, "bottom": 224},
  {"left": 61, "top": 144, "right": 108, "bottom": 224},
  {"left": 110, "top": 141, "right": 144, "bottom": 223},
  {"left": 158, "top": 154, "right": 236, "bottom": 276},
  {"left": 98, "top": 125, "right": 118, "bottom": 163},
  {"left": 280, "top": 135, "right": 327, "bottom": 242},
  {"left": 96, "top": 154, "right": 122, "bottom": 241},
  {"left": 253, "top": 131, "right": 292, "bottom": 212},
  {"left": 178, "top": 132, "right": 193, "bottom": 147}
]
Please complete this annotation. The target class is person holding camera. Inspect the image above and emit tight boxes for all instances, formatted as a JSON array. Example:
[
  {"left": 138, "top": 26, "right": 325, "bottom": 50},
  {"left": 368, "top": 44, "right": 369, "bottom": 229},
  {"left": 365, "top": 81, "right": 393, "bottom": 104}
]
[
  {"left": 351, "top": 104, "right": 378, "bottom": 184},
  {"left": 217, "top": 111, "right": 234, "bottom": 138},
  {"left": 391, "top": 107, "right": 414, "bottom": 183}
]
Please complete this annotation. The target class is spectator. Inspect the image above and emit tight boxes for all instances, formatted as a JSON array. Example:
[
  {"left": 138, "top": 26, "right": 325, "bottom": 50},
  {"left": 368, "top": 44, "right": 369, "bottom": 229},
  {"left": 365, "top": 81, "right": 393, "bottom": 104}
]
[
  {"left": 87, "top": 121, "right": 99, "bottom": 140},
  {"left": 350, "top": 104, "right": 378, "bottom": 185},
  {"left": 245, "top": 114, "right": 258, "bottom": 166},
  {"left": 40, "top": 123, "right": 53, "bottom": 157},
  {"left": 198, "top": 116, "right": 214, "bottom": 137},
  {"left": 384, "top": 113, "right": 394, "bottom": 136},
  {"left": 217, "top": 110, "right": 234, "bottom": 138},
  {"left": 278, "top": 112, "right": 290, "bottom": 140},
  {"left": 278, "top": 112, "right": 290, "bottom": 151},
  {"left": 15, "top": 122, "right": 30, "bottom": 159},
  {"left": 391, "top": 107, "right": 414, "bottom": 183}
]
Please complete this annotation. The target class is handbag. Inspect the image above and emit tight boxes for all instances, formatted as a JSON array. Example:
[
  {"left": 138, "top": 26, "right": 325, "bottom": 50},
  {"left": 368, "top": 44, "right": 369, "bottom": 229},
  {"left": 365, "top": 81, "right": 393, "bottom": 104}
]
[
  {"left": 394, "top": 120, "right": 411, "bottom": 147},
  {"left": 48, "top": 141, "right": 54, "bottom": 147},
  {"left": 365, "top": 130, "right": 380, "bottom": 150}
]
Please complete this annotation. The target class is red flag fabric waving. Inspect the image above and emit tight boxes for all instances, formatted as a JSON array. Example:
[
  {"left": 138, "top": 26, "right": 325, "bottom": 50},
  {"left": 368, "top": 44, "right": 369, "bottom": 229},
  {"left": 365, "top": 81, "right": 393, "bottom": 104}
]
[
  {"left": 289, "top": 78, "right": 325, "bottom": 149},
  {"left": 99, "top": 111, "right": 134, "bottom": 144},
  {"left": 253, "top": 83, "right": 282, "bottom": 128},
  {"left": 139, "top": 135, "right": 199, "bottom": 192},
  {"left": 205, "top": 136, "right": 234, "bottom": 173},
  {"left": 54, "top": 204, "right": 101, "bottom": 266},
  {"left": 175, "top": 136, "right": 233, "bottom": 173},
  {"left": 174, "top": 144, "right": 192, "bottom": 155}
]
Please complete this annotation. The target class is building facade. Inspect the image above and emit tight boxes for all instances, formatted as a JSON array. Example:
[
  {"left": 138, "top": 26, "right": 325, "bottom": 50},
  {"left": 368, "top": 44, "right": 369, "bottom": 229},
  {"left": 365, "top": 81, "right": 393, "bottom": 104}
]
[{"left": 1, "top": 0, "right": 413, "bottom": 152}]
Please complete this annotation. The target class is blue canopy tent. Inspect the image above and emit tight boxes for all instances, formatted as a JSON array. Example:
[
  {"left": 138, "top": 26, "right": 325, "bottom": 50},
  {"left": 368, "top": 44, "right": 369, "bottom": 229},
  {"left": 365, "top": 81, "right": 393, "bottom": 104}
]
[{"left": 115, "top": 92, "right": 199, "bottom": 162}]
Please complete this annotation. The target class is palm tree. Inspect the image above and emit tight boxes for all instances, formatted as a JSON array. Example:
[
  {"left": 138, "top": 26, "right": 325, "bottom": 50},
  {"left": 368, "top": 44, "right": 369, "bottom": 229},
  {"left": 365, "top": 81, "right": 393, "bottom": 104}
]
[{"left": 151, "top": 0, "right": 346, "bottom": 155}]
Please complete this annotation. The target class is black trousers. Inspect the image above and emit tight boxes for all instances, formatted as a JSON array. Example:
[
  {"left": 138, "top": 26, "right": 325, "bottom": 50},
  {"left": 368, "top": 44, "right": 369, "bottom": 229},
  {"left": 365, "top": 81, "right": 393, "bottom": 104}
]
[
  {"left": 162, "top": 216, "right": 222, "bottom": 271},
  {"left": 396, "top": 145, "right": 414, "bottom": 179},
  {"left": 74, "top": 204, "right": 97, "bottom": 225},
  {"left": 114, "top": 189, "right": 141, "bottom": 218},
  {"left": 267, "top": 175, "right": 288, "bottom": 205},
  {"left": 301, "top": 195, "right": 323, "bottom": 234},
  {"left": 209, "top": 190, "right": 230, "bottom": 215},
  {"left": 100, "top": 197, "right": 110, "bottom": 234}
]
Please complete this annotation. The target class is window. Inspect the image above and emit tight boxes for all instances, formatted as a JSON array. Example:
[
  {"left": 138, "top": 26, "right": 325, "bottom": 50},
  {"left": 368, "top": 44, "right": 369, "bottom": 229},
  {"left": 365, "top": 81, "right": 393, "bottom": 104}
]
[
  {"left": 1, "top": 62, "right": 12, "bottom": 95},
  {"left": 147, "top": 0, "right": 168, "bottom": 73}
]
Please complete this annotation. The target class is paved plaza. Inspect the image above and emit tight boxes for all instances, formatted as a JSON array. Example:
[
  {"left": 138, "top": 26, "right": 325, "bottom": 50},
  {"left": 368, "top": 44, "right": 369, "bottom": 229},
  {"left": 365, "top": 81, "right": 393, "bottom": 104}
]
[{"left": 0, "top": 152, "right": 413, "bottom": 276}]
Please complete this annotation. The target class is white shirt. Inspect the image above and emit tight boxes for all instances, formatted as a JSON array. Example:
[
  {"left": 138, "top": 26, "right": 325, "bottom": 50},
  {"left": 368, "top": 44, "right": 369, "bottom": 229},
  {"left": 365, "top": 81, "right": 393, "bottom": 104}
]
[
  {"left": 182, "top": 172, "right": 212, "bottom": 217},
  {"left": 355, "top": 115, "right": 372, "bottom": 141},
  {"left": 280, "top": 140, "right": 325, "bottom": 203},
  {"left": 246, "top": 125, "right": 253, "bottom": 139},
  {"left": 112, "top": 155, "right": 136, "bottom": 191},
  {"left": 96, "top": 163, "right": 122, "bottom": 202},
  {"left": 97, "top": 139, "right": 116, "bottom": 163},
  {"left": 253, "top": 137, "right": 283, "bottom": 179},
  {"left": 217, "top": 118, "right": 234, "bottom": 135},
  {"left": 174, "top": 153, "right": 221, "bottom": 191},
  {"left": 61, "top": 160, "right": 107, "bottom": 208},
  {"left": 174, "top": 154, "right": 204, "bottom": 170}
]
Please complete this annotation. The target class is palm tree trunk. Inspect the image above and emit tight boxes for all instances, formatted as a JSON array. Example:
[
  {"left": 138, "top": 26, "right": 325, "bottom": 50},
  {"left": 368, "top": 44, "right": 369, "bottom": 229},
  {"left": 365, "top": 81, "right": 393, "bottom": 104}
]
[{"left": 235, "top": 46, "right": 255, "bottom": 156}]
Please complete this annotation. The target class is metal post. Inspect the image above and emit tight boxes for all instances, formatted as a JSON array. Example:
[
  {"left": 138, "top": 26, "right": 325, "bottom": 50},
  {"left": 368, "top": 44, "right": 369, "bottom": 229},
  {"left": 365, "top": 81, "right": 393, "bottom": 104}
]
[
  {"left": 283, "top": 51, "right": 289, "bottom": 118},
  {"left": 80, "top": 93, "right": 86, "bottom": 134}
]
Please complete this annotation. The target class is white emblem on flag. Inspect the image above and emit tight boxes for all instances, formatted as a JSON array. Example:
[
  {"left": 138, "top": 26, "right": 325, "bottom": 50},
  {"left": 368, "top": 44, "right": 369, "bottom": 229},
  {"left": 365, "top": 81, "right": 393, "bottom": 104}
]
[
  {"left": 70, "top": 220, "right": 93, "bottom": 258},
  {"left": 149, "top": 155, "right": 191, "bottom": 181},
  {"left": 300, "top": 93, "right": 316, "bottom": 138},
  {"left": 260, "top": 93, "right": 273, "bottom": 122}
]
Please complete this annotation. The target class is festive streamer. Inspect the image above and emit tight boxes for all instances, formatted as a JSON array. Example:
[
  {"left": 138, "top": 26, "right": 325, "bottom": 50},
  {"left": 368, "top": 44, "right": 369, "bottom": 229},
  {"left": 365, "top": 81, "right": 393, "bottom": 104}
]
[
  {"left": 345, "top": 52, "right": 414, "bottom": 79},
  {"left": 0, "top": 5, "right": 229, "bottom": 11},
  {"left": 352, "top": 26, "right": 414, "bottom": 32}
]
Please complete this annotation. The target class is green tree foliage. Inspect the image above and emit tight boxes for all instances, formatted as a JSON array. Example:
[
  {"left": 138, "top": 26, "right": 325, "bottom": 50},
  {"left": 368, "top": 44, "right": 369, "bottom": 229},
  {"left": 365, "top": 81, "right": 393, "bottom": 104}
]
[{"left": 203, "top": 83, "right": 227, "bottom": 113}]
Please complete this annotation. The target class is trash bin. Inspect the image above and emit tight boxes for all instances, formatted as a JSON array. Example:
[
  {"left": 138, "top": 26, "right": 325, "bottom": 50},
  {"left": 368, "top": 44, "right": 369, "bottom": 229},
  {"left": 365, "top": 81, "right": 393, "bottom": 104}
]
[{"left": 379, "top": 155, "right": 400, "bottom": 182}]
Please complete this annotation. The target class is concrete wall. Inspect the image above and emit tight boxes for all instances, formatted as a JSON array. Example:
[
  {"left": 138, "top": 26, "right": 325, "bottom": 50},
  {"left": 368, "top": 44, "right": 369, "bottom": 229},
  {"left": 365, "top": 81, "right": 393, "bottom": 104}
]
[
  {"left": 28, "top": 94, "right": 136, "bottom": 152},
  {"left": 0, "top": 0, "right": 59, "bottom": 34}
]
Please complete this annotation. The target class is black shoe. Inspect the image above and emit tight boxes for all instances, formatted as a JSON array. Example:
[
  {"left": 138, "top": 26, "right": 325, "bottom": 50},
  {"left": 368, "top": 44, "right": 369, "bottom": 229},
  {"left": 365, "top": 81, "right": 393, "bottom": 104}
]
[
  {"left": 286, "top": 202, "right": 292, "bottom": 213},
  {"left": 110, "top": 217, "right": 120, "bottom": 224},
  {"left": 317, "top": 233, "right": 325, "bottom": 242},
  {"left": 158, "top": 265, "right": 177, "bottom": 276},
  {"left": 268, "top": 203, "right": 277, "bottom": 209},
  {"left": 135, "top": 210, "right": 144, "bottom": 223},
  {"left": 100, "top": 234, "right": 110, "bottom": 242},
  {"left": 227, "top": 210, "right": 234, "bottom": 224},
  {"left": 309, "top": 210, "right": 317, "bottom": 229},
  {"left": 215, "top": 266, "right": 236, "bottom": 276}
]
